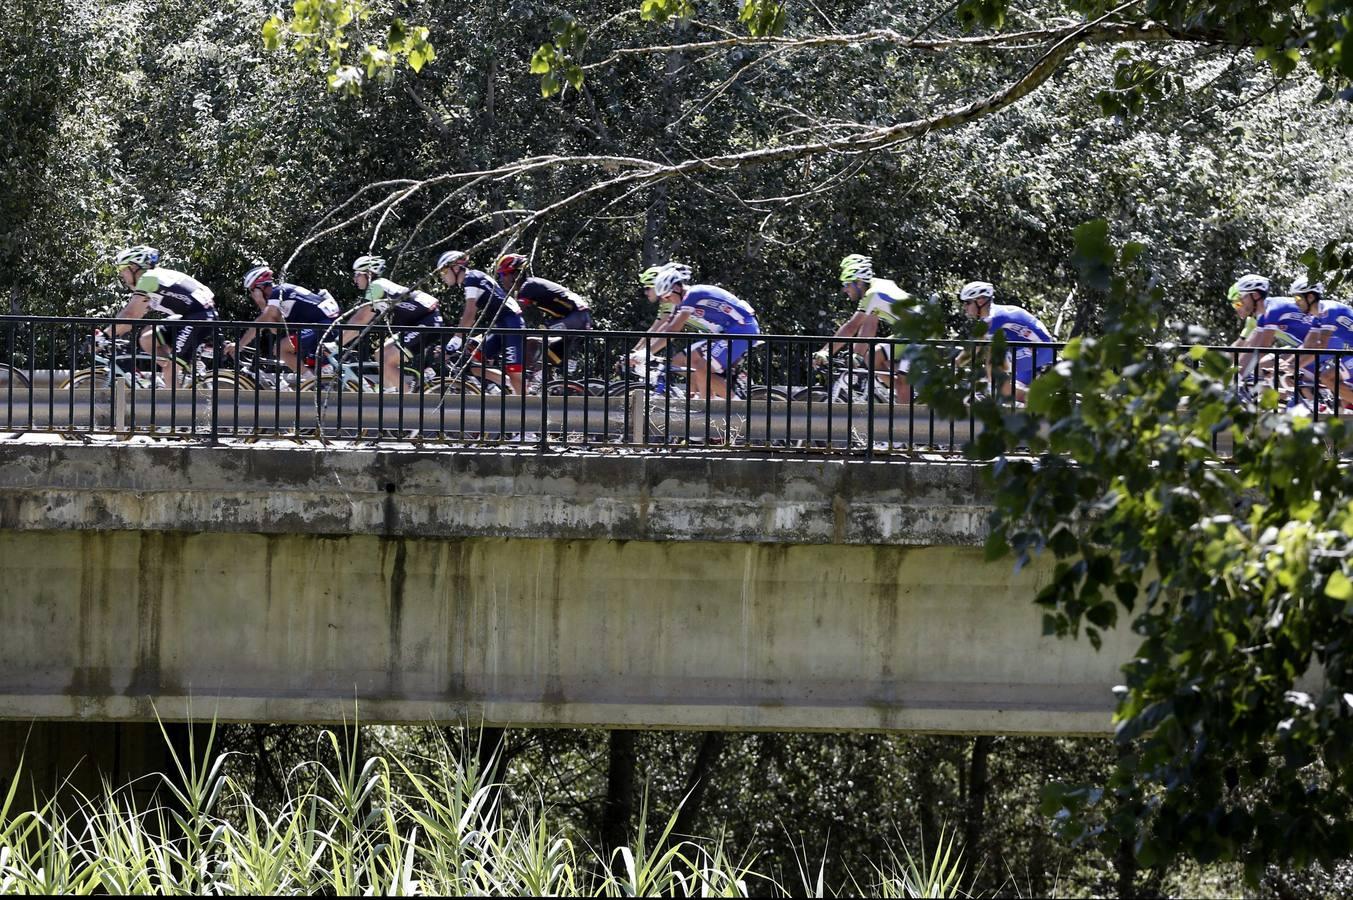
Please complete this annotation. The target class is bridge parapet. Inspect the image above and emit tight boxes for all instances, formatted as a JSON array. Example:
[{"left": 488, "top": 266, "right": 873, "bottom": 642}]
[{"left": 0, "top": 443, "right": 1132, "bottom": 735}]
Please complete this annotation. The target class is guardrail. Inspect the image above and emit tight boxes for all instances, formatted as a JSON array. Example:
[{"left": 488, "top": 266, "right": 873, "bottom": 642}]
[{"left": 0, "top": 316, "right": 1346, "bottom": 455}]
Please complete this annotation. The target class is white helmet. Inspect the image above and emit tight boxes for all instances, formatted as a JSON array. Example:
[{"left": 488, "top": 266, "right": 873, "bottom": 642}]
[
  {"left": 1289, "top": 276, "right": 1324, "bottom": 298},
  {"left": 436, "top": 250, "right": 469, "bottom": 271},
  {"left": 959, "top": 281, "right": 995, "bottom": 302},
  {"left": 1234, "top": 273, "right": 1269, "bottom": 296},
  {"left": 352, "top": 255, "right": 386, "bottom": 276},
  {"left": 653, "top": 263, "right": 692, "bottom": 297},
  {"left": 114, "top": 245, "right": 160, "bottom": 270}
]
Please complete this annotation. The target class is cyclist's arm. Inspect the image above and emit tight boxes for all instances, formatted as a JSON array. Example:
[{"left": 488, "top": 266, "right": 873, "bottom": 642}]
[
  {"left": 629, "top": 312, "right": 674, "bottom": 354},
  {"left": 236, "top": 306, "right": 284, "bottom": 352},
  {"left": 1303, "top": 328, "right": 1331, "bottom": 350},
  {"left": 1237, "top": 327, "right": 1275, "bottom": 379},
  {"left": 458, "top": 298, "right": 479, "bottom": 329},
  {"left": 819, "top": 311, "right": 870, "bottom": 356},
  {"left": 635, "top": 307, "right": 695, "bottom": 357},
  {"left": 112, "top": 294, "right": 151, "bottom": 336}
]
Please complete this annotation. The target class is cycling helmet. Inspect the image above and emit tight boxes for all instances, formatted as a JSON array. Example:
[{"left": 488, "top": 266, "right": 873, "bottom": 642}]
[
  {"left": 243, "top": 266, "right": 274, "bottom": 291},
  {"left": 1289, "top": 276, "right": 1325, "bottom": 298},
  {"left": 638, "top": 265, "right": 665, "bottom": 287},
  {"left": 839, "top": 254, "right": 873, "bottom": 284},
  {"left": 114, "top": 245, "right": 160, "bottom": 270},
  {"left": 494, "top": 253, "right": 528, "bottom": 282},
  {"left": 1228, "top": 281, "right": 1242, "bottom": 306},
  {"left": 352, "top": 255, "right": 386, "bottom": 276},
  {"left": 653, "top": 263, "right": 692, "bottom": 297},
  {"left": 1234, "top": 273, "right": 1269, "bottom": 296},
  {"left": 436, "top": 250, "right": 469, "bottom": 271},
  {"left": 959, "top": 281, "right": 995, "bottom": 302}
]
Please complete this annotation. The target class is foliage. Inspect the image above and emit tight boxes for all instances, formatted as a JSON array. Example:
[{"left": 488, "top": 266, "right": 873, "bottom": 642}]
[
  {"left": 0, "top": 725, "right": 969, "bottom": 897},
  {"left": 262, "top": 0, "right": 434, "bottom": 96},
  {"left": 902, "top": 217, "right": 1353, "bottom": 882}
]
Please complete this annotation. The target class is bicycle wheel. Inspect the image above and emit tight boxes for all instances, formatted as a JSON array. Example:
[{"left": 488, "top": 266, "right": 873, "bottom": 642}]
[
  {"left": 58, "top": 367, "right": 111, "bottom": 391},
  {"left": 543, "top": 379, "right": 589, "bottom": 397},
  {"left": 299, "top": 372, "right": 380, "bottom": 394},
  {"left": 423, "top": 376, "right": 483, "bottom": 397},
  {"left": 790, "top": 387, "right": 830, "bottom": 402},
  {"left": 0, "top": 365, "right": 30, "bottom": 390},
  {"left": 747, "top": 385, "right": 788, "bottom": 402}
]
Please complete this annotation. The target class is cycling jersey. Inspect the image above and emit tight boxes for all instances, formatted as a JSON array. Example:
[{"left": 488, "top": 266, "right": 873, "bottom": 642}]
[
  {"left": 463, "top": 269, "right": 522, "bottom": 323},
  {"left": 983, "top": 303, "right": 1053, "bottom": 344},
  {"left": 856, "top": 278, "right": 915, "bottom": 325},
  {"left": 983, "top": 303, "right": 1054, "bottom": 387},
  {"left": 268, "top": 284, "right": 340, "bottom": 324},
  {"left": 1254, "top": 297, "right": 1314, "bottom": 347},
  {"left": 517, "top": 277, "right": 590, "bottom": 321},
  {"left": 364, "top": 277, "right": 438, "bottom": 312},
  {"left": 133, "top": 268, "right": 216, "bottom": 318},
  {"left": 1313, "top": 299, "right": 1353, "bottom": 348},
  {"left": 676, "top": 285, "right": 759, "bottom": 334}
]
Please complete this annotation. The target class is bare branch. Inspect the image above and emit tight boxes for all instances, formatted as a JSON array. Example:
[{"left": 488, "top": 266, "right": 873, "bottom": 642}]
[{"left": 582, "top": 20, "right": 1241, "bottom": 72}]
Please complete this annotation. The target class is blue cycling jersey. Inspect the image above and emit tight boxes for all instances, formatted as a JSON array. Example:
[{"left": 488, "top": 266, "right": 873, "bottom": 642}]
[
  {"left": 677, "top": 285, "right": 758, "bottom": 334},
  {"left": 268, "top": 284, "right": 340, "bottom": 324},
  {"left": 1313, "top": 299, "right": 1353, "bottom": 349},
  {"left": 983, "top": 303, "right": 1053, "bottom": 343},
  {"left": 463, "top": 269, "right": 522, "bottom": 323},
  {"left": 1255, "top": 296, "right": 1314, "bottom": 346}
]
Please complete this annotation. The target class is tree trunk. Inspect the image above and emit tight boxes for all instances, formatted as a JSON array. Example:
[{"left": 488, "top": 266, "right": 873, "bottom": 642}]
[
  {"left": 641, "top": 44, "right": 685, "bottom": 265},
  {"left": 601, "top": 730, "right": 637, "bottom": 852},
  {"left": 962, "top": 736, "right": 994, "bottom": 870},
  {"left": 671, "top": 732, "right": 726, "bottom": 839}
]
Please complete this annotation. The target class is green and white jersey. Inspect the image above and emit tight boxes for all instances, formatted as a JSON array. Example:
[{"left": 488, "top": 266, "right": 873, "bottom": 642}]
[{"left": 856, "top": 278, "right": 914, "bottom": 325}]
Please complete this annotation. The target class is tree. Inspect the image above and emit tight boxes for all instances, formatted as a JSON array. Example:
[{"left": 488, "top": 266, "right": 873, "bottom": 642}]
[{"left": 896, "top": 218, "right": 1353, "bottom": 881}]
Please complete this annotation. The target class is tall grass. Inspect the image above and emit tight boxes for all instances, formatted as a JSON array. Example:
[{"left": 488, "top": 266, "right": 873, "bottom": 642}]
[{"left": 0, "top": 724, "right": 968, "bottom": 897}]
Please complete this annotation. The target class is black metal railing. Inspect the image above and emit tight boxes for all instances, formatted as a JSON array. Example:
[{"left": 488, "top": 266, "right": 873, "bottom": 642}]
[{"left": 0, "top": 315, "right": 1345, "bottom": 456}]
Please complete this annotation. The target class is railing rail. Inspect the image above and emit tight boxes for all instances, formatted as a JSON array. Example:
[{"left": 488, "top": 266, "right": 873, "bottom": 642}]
[{"left": 0, "top": 315, "right": 1345, "bottom": 456}]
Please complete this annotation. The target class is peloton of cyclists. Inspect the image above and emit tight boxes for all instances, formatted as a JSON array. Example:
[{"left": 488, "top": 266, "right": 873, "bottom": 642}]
[{"left": 111, "top": 245, "right": 219, "bottom": 386}]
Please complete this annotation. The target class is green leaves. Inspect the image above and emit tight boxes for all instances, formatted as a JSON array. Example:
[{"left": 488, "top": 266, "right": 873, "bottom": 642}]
[
  {"left": 639, "top": 0, "right": 696, "bottom": 23},
  {"left": 531, "top": 16, "right": 589, "bottom": 98},
  {"left": 259, "top": 0, "right": 434, "bottom": 96},
  {"left": 739, "top": 0, "right": 786, "bottom": 38}
]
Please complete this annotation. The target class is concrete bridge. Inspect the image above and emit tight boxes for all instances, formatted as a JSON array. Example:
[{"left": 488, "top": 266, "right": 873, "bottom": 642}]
[{"left": 0, "top": 441, "right": 1137, "bottom": 749}]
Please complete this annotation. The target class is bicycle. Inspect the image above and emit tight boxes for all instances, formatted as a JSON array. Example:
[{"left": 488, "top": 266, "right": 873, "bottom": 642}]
[
  {"left": 59, "top": 328, "right": 245, "bottom": 392},
  {"left": 792, "top": 350, "right": 893, "bottom": 404}
]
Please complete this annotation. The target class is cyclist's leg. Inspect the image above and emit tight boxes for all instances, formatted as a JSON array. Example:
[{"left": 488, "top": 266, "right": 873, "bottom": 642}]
[
  {"left": 693, "top": 323, "right": 757, "bottom": 399},
  {"left": 501, "top": 326, "right": 525, "bottom": 395}
]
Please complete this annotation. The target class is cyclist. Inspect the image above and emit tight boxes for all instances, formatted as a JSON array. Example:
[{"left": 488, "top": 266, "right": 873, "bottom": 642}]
[
  {"left": 346, "top": 255, "right": 442, "bottom": 391},
  {"left": 111, "top": 245, "right": 218, "bottom": 386},
  {"left": 1233, "top": 273, "right": 1312, "bottom": 350},
  {"left": 633, "top": 263, "right": 760, "bottom": 399},
  {"left": 1294, "top": 277, "right": 1353, "bottom": 399},
  {"left": 226, "top": 266, "right": 341, "bottom": 377},
  {"left": 434, "top": 250, "right": 525, "bottom": 395},
  {"left": 494, "top": 252, "right": 594, "bottom": 374},
  {"left": 813, "top": 254, "right": 918, "bottom": 400},
  {"left": 958, "top": 280, "right": 1054, "bottom": 401}
]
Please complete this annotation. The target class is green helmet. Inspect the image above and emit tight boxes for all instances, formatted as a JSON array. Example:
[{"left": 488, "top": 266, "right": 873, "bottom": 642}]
[
  {"left": 638, "top": 265, "right": 665, "bottom": 288},
  {"left": 839, "top": 254, "right": 873, "bottom": 284},
  {"left": 1227, "top": 282, "right": 1241, "bottom": 306}
]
